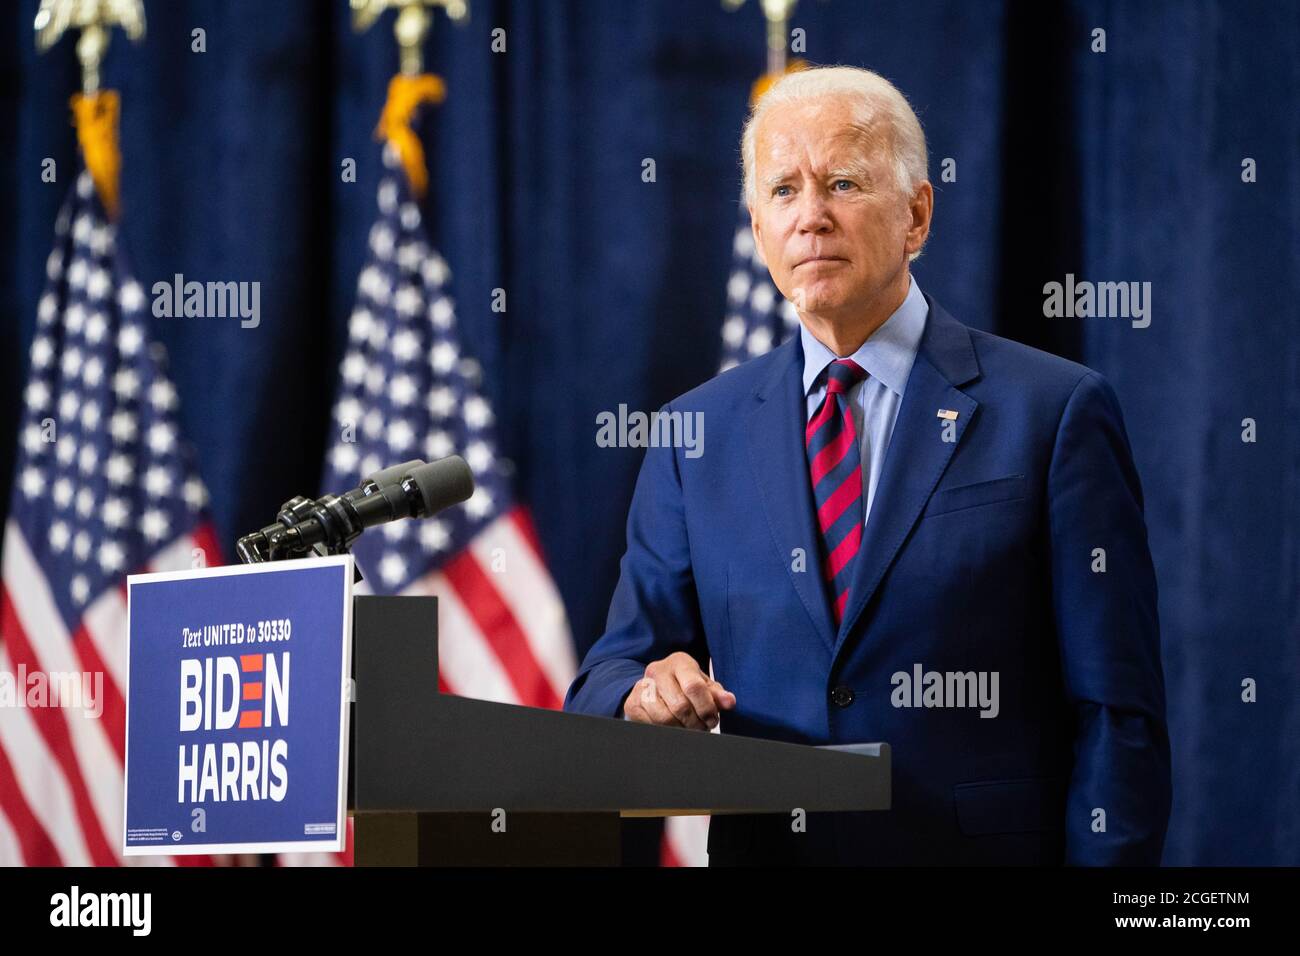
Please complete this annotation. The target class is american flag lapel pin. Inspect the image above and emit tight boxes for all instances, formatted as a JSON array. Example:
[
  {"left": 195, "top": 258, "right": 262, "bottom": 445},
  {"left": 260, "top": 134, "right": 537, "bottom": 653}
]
[{"left": 936, "top": 409, "right": 958, "bottom": 420}]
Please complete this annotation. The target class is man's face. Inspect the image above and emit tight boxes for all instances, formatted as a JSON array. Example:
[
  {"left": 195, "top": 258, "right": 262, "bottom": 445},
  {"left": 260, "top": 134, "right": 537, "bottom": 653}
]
[{"left": 749, "top": 95, "right": 928, "bottom": 325}]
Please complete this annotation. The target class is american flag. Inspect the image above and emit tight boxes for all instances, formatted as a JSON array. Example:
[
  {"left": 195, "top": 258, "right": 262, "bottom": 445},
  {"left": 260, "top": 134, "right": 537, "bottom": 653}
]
[
  {"left": 0, "top": 168, "right": 352, "bottom": 868},
  {"left": 0, "top": 168, "right": 225, "bottom": 866},
  {"left": 718, "top": 205, "right": 800, "bottom": 373},
  {"left": 322, "top": 143, "right": 576, "bottom": 710}
]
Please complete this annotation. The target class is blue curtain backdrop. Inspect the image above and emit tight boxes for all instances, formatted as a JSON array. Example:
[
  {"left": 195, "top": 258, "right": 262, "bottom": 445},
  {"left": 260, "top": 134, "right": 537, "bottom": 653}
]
[{"left": 1, "top": 0, "right": 1296, "bottom": 865}]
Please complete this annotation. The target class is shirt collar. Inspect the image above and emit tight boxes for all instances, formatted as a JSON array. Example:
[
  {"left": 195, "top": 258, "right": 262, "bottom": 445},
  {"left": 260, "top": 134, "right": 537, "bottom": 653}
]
[{"left": 800, "top": 273, "right": 928, "bottom": 398}]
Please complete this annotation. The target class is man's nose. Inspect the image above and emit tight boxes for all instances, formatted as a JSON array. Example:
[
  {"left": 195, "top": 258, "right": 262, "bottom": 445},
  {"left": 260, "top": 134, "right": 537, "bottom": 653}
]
[{"left": 796, "top": 188, "right": 833, "bottom": 233}]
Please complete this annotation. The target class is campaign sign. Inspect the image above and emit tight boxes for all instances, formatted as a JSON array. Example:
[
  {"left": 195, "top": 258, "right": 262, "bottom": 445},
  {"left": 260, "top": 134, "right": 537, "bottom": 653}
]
[{"left": 123, "top": 555, "right": 353, "bottom": 856}]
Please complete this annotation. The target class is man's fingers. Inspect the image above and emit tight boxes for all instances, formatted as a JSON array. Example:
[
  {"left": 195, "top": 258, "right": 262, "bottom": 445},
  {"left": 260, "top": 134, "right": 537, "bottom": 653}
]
[
  {"left": 658, "top": 671, "right": 710, "bottom": 729},
  {"left": 677, "top": 669, "right": 721, "bottom": 729},
  {"left": 627, "top": 663, "right": 735, "bottom": 729},
  {"left": 636, "top": 678, "right": 684, "bottom": 727},
  {"left": 709, "top": 679, "right": 737, "bottom": 709}
]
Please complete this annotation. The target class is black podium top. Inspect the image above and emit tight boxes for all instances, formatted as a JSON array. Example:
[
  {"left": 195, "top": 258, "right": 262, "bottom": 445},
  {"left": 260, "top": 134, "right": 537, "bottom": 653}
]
[{"left": 352, "top": 596, "right": 890, "bottom": 816}]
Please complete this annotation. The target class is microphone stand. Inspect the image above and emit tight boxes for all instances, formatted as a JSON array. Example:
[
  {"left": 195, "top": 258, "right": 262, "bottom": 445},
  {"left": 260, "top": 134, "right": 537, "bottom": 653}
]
[{"left": 235, "top": 496, "right": 330, "bottom": 564}]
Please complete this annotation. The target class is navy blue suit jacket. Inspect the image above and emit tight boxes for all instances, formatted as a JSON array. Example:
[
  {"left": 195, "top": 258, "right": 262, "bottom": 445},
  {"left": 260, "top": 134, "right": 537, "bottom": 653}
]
[{"left": 564, "top": 295, "right": 1172, "bottom": 865}]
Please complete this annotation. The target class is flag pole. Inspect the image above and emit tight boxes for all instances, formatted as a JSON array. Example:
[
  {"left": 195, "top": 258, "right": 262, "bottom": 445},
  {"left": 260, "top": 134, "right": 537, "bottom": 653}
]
[
  {"left": 351, "top": 0, "right": 470, "bottom": 199},
  {"left": 34, "top": 0, "right": 146, "bottom": 220},
  {"left": 350, "top": 0, "right": 469, "bottom": 77},
  {"left": 34, "top": 0, "right": 146, "bottom": 95},
  {"left": 761, "top": 0, "right": 796, "bottom": 76},
  {"left": 722, "top": 0, "right": 806, "bottom": 104}
]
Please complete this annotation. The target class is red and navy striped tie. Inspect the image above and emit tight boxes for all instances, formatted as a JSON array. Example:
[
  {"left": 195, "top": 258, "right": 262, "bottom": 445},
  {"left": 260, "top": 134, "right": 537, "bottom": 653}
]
[{"left": 806, "top": 358, "right": 868, "bottom": 624}]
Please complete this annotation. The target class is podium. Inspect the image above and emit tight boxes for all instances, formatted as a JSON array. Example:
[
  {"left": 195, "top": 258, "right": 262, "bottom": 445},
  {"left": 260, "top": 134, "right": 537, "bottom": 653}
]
[{"left": 350, "top": 596, "right": 891, "bottom": 865}]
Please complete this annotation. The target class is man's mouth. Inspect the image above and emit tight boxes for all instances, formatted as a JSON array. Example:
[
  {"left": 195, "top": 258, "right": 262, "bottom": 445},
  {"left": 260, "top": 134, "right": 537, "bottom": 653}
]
[{"left": 796, "top": 256, "right": 847, "bottom": 268}]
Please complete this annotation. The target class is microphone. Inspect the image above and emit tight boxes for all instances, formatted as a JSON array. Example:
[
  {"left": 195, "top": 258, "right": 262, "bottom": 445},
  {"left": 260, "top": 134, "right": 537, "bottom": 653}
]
[
  {"left": 267, "top": 457, "right": 474, "bottom": 559},
  {"left": 272, "top": 459, "right": 428, "bottom": 535},
  {"left": 236, "top": 461, "right": 425, "bottom": 563}
]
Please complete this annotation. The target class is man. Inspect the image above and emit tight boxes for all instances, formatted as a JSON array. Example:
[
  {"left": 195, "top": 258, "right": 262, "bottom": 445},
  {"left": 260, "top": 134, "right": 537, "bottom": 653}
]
[{"left": 563, "top": 66, "right": 1171, "bottom": 865}]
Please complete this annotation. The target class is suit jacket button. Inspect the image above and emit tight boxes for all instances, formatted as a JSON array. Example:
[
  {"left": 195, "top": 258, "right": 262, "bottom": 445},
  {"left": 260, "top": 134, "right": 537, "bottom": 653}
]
[{"left": 831, "top": 686, "right": 855, "bottom": 707}]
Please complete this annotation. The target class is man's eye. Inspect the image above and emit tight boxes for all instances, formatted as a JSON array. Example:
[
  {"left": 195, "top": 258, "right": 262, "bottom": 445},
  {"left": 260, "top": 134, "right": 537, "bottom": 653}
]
[
  {"left": 834, "top": 179, "right": 855, "bottom": 191},
  {"left": 774, "top": 185, "right": 792, "bottom": 197}
]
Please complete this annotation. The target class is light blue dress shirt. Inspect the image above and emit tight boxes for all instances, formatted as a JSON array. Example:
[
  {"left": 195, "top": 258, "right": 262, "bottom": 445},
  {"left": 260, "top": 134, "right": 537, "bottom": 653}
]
[{"left": 801, "top": 274, "right": 928, "bottom": 524}]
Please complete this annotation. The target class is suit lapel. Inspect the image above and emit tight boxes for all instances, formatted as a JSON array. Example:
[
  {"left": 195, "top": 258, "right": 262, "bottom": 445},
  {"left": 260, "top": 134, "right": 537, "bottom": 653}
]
[
  {"left": 746, "top": 335, "right": 838, "bottom": 654},
  {"left": 833, "top": 296, "right": 982, "bottom": 656}
]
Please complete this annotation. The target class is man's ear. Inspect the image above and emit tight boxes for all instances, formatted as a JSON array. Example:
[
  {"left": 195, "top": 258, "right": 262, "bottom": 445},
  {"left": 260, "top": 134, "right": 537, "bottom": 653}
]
[{"left": 905, "top": 181, "right": 934, "bottom": 256}]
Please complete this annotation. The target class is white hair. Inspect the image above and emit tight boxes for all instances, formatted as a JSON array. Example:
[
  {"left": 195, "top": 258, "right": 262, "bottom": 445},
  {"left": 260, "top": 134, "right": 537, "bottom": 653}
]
[{"left": 741, "top": 65, "right": 929, "bottom": 211}]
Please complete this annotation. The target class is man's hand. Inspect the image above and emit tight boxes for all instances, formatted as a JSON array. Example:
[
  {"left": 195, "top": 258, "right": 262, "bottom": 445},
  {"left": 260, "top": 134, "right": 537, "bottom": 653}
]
[{"left": 622, "top": 652, "right": 737, "bottom": 730}]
